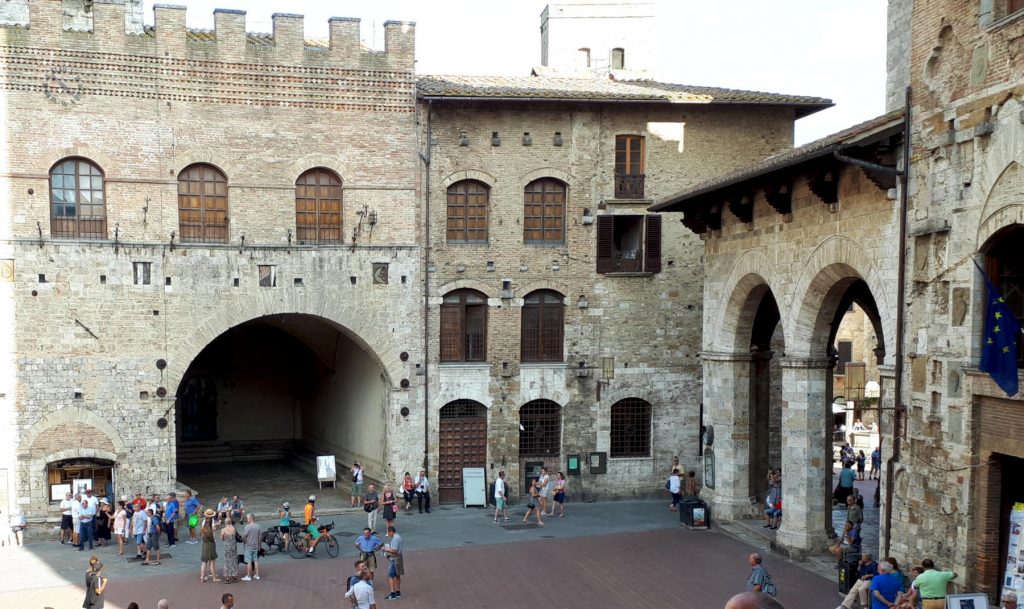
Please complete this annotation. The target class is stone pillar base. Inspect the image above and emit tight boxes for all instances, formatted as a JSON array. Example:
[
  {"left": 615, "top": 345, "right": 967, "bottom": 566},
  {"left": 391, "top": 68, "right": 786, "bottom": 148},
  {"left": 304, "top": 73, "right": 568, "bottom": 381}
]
[
  {"left": 706, "top": 491, "right": 758, "bottom": 521},
  {"left": 774, "top": 525, "right": 830, "bottom": 559}
]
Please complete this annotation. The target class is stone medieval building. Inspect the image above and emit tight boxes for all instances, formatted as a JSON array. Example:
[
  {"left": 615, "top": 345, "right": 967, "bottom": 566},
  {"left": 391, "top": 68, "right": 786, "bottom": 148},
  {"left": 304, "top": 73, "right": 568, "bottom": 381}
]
[{"left": 0, "top": 0, "right": 830, "bottom": 521}]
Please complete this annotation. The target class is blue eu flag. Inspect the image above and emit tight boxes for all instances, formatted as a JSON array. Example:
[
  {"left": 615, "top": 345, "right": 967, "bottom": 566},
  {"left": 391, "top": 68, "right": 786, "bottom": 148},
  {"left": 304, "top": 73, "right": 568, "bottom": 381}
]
[{"left": 977, "top": 262, "right": 1020, "bottom": 397}]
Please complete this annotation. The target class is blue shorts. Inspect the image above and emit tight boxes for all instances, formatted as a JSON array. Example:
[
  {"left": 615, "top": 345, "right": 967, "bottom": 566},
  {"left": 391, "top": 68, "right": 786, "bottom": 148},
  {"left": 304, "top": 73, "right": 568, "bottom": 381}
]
[
  {"left": 244, "top": 548, "right": 258, "bottom": 563},
  {"left": 135, "top": 533, "right": 145, "bottom": 545},
  {"left": 765, "top": 507, "right": 782, "bottom": 517}
]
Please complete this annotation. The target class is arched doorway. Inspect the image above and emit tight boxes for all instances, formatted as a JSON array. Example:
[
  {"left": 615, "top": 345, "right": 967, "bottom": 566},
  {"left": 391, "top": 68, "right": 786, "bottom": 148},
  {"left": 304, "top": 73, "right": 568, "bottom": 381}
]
[
  {"left": 438, "top": 400, "right": 488, "bottom": 504},
  {"left": 175, "top": 314, "right": 389, "bottom": 500}
]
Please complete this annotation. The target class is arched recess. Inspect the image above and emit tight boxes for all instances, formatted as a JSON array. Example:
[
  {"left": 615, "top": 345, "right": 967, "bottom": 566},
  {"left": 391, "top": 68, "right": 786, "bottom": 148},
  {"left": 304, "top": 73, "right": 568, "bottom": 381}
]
[
  {"left": 785, "top": 236, "right": 893, "bottom": 361},
  {"left": 442, "top": 169, "right": 496, "bottom": 189},
  {"left": 20, "top": 407, "right": 127, "bottom": 457},
  {"left": 975, "top": 96, "right": 1024, "bottom": 221},
  {"left": 977, "top": 161, "right": 1024, "bottom": 249},
  {"left": 435, "top": 278, "right": 499, "bottom": 299},
  {"left": 438, "top": 400, "right": 488, "bottom": 504},
  {"left": 709, "top": 249, "right": 779, "bottom": 353},
  {"left": 519, "top": 167, "right": 573, "bottom": 189}
]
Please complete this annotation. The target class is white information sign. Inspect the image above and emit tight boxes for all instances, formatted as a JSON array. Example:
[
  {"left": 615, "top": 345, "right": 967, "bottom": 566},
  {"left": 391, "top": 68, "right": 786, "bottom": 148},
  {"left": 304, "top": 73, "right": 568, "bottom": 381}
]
[
  {"left": 462, "top": 467, "right": 486, "bottom": 508},
  {"left": 317, "top": 456, "right": 337, "bottom": 489}
]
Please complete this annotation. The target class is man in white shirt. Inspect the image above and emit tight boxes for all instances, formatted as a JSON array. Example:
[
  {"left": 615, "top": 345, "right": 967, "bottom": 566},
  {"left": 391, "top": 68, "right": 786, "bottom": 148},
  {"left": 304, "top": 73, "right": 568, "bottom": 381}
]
[
  {"left": 58, "top": 491, "right": 75, "bottom": 544},
  {"left": 537, "top": 468, "right": 551, "bottom": 516},
  {"left": 344, "top": 569, "right": 376, "bottom": 609},
  {"left": 70, "top": 494, "right": 83, "bottom": 547},
  {"left": 492, "top": 470, "right": 510, "bottom": 522},
  {"left": 84, "top": 488, "right": 99, "bottom": 511},
  {"left": 414, "top": 470, "right": 430, "bottom": 514}
]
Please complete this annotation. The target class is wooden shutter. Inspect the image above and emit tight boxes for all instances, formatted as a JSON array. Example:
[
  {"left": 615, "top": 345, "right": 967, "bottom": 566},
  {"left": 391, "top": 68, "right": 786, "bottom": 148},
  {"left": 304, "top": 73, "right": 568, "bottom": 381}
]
[
  {"left": 521, "top": 303, "right": 540, "bottom": 361},
  {"left": 440, "top": 305, "right": 462, "bottom": 361},
  {"left": 464, "top": 304, "right": 486, "bottom": 362},
  {"left": 541, "top": 300, "right": 564, "bottom": 361},
  {"left": 644, "top": 214, "right": 662, "bottom": 274},
  {"left": 596, "top": 215, "right": 614, "bottom": 273}
]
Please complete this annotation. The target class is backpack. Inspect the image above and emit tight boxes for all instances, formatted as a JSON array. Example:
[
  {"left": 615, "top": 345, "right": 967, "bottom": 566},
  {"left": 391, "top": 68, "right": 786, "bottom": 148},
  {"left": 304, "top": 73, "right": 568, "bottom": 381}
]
[{"left": 762, "top": 577, "right": 777, "bottom": 596}]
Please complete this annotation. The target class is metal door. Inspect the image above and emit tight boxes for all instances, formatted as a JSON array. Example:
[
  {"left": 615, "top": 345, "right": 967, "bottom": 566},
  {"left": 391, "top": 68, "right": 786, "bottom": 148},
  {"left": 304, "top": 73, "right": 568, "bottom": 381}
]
[{"left": 438, "top": 400, "right": 487, "bottom": 505}]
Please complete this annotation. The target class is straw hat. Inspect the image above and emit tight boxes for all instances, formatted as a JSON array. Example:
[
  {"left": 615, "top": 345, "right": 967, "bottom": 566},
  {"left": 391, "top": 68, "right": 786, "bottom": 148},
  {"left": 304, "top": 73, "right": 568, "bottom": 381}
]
[{"left": 203, "top": 508, "right": 215, "bottom": 517}]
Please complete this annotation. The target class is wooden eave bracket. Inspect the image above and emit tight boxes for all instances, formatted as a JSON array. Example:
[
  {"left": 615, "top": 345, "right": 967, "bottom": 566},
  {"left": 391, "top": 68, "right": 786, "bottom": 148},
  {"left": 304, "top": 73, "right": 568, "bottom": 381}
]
[
  {"left": 809, "top": 170, "right": 839, "bottom": 205},
  {"left": 764, "top": 183, "right": 792, "bottom": 216},
  {"left": 727, "top": 193, "right": 754, "bottom": 224},
  {"left": 681, "top": 202, "right": 722, "bottom": 236}
]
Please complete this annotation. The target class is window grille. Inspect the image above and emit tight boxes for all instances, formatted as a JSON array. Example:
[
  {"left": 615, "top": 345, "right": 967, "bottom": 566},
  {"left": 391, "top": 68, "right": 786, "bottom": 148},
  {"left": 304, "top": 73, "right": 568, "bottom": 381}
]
[
  {"left": 610, "top": 398, "right": 652, "bottom": 457},
  {"left": 519, "top": 399, "right": 561, "bottom": 457}
]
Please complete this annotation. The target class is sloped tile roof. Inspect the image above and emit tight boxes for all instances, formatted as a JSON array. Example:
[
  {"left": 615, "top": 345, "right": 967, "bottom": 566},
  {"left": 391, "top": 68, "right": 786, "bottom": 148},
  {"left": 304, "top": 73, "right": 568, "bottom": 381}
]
[
  {"left": 417, "top": 74, "right": 832, "bottom": 116},
  {"left": 650, "top": 110, "right": 905, "bottom": 212}
]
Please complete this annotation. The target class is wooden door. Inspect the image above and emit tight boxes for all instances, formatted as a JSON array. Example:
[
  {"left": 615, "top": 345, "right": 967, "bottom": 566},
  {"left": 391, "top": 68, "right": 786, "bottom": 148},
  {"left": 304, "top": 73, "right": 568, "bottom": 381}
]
[{"left": 438, "top": 400, "right": 487, "bottom": 504}]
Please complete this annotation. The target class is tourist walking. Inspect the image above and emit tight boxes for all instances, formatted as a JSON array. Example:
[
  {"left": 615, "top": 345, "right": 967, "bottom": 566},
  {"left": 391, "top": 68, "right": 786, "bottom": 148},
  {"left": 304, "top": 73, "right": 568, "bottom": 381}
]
[
  {"left": 58, "top": 491, "right": 75, "bottom": 545},
  {"left": 381, "top": 485, "right": 398, "bottom": 529},
  {"left": 414, "top": 470, "right": 431, "bottom": 514},
  {"left": 82, "top": 556, "right": 108, "bottom": 609},
  {"left": 364, "top": 484, "right": 380, "bottom": 532},
  {"left": 913, "top": 559, "right": 957, "bottom": 609},
  {"left": 351, "top": 463, "right": 365, "bottom": 508},
  {"left": 354, "top": 527, "right": 383, "bottom": 579},
  {"left": 220, "top": 518, "right": 239, "bottom": 584},
  {"left": 241, "top": 514, "right": 261, "bottom": 581},
  {"left": 493, "top": 470, "right": 510, "bottom": 522},
  {"left": 200, "top": 509, "right": 221, "bottom": 583},
  {"left": 383, "top": 525, "right": 403, "bottom": 600},
  {"left": 834, "top": 460, "right": 856, "bottom": 505},
  {"left": 184, "top": 490, "right": 201, "bottom": 544},
  {"left": 871, "top": 447, "right": 882, "bottom": 480},
  {"left": 143, "top": 508, "right": 161, "bottom": 566},
  {"left": 745, "top": 553, "right": 776, "bottom": 595},
  {"left": 552, "top": 471, "right": 566, "bottom": 517},
  {"left": 857, "top": 450, "right": 867, "bottom": 481},
  {"left": 523, "top": 479, "right": 544, "bottom": 526},
  {"left": 537, "top": 467, "right": 551, "bottom": 517},
  {"left": 402, "top": 472, "right": 415, "bottom": 511},
  {"left": 113, "top": 501, "right": 127, "bottom": 556},
  {"left": 667, "top": 468, "right": 682, "bottom": 512}
]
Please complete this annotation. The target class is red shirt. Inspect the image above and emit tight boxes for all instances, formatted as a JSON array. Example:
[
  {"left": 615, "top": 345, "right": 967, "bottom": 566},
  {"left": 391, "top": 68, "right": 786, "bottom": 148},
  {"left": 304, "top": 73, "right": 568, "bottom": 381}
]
[{"left": 132, "top": 497, "right": 147, "bottom": 511}]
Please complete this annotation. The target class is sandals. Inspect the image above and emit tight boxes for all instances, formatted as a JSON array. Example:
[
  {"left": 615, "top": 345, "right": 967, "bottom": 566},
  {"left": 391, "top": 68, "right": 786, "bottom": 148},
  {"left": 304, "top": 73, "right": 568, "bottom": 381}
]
[{"left": 212, "top": 578, "right": 223, "bottom": 583}]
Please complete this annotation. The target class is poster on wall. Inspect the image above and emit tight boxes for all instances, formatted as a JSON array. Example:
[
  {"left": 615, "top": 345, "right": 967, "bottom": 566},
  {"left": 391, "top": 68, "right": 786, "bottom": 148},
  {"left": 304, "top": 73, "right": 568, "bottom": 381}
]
[
  {"left": 72, "top": 478, "right": 93, "bottom": 496},
  {"left": 50, "top": 483, "right": 71, "bottom": 502},
  {"left": 1002, "top": 503, "right": 1024, "bottom": 600}
]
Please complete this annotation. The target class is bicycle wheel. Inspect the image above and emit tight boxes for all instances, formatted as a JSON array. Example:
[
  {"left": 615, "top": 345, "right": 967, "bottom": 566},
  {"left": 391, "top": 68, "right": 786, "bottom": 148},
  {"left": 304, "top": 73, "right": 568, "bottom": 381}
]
[
  {"left": 288, "top": 534, "right": 307, "bottom": 559},
  {"left": 325, "top": 535, "right": 339, "bottom": 558}
]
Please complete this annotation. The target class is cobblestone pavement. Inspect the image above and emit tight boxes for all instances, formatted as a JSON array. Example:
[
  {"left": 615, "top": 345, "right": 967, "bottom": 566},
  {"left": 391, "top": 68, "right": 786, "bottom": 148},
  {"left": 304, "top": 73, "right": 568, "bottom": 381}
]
[{"left": 0, "top": 499, "right": 839, "bottom": 609}]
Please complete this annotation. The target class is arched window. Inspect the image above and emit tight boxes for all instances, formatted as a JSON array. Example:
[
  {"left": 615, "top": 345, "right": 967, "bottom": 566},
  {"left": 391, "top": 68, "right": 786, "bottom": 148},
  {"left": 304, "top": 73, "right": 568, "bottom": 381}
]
[
  {"left": 440, "top": 289, "right": 487, "bottom": 362},
  {"left": 295, "top": 168, "right": 342, "bottom": 244},
  {"left": 447, "top": 180, "right": 489, "bottom": 243},
  {"left": 611, "top": 47, "right": 625, "bottom": 70},
  {"left": 519, "top": 400, "right": 561, "bottom": 457},
  {"left": 49, "top": 158, "right": 106, "bottom": 239},
  {"left": 521, "top": 290, "right": 564, "bottom": 362},
  {"left": 524, "top": 179, "right": 566, "bottom": 244},
  {"left": 610, "top": 398, "right": 652, "bottom": 457},
  {"left": 178, "top": 164, "right": 228, "bottom": 243},
  {"left": 983, "top": 224, "right": 1024, "bottom": 368}
]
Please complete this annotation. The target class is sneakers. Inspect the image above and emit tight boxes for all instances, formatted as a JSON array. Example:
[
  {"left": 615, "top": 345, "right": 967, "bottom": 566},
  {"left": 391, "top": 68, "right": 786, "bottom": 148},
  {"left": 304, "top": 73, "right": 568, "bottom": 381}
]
[
  {"left": 254, "top": 575, "right": 260, "bottom": 580},
  {"left": 168, "top": 544, "right": 176, "bottom": 548},
  {"left": 385, "top": 592, "right": 401, "bottom": 600},
  {"left": 241, "top": 576, "right": 252, "bottom": 581}
]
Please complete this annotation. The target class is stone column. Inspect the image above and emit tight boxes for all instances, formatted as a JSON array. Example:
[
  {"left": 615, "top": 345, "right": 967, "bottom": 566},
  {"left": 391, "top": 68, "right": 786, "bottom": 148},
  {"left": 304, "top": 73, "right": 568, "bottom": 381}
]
[
  {"left": 876, "top": 364, "right": 895, "bottom": 555},
  {"left": 776, "top": 357, "right": 833, "bottom": 556},
  {"left": 701, "top": 351, "right": 756, "bottom": 520}
]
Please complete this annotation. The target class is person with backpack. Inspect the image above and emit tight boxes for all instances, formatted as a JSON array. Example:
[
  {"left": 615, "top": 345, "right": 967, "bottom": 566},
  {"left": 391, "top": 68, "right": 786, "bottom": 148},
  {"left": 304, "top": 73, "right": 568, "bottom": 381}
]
[{"left": 745, "top": 553, "right": 777, "bottom": 596}]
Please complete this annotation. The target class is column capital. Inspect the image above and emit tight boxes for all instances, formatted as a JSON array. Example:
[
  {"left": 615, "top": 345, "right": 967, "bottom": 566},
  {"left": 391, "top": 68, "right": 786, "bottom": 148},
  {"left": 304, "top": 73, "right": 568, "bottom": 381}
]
[
  {"left": 779, "top": 356, "right": 834, "bottom": 370},
  {"left": 701, "top": 351, "right": 755, "bottom": 363}
]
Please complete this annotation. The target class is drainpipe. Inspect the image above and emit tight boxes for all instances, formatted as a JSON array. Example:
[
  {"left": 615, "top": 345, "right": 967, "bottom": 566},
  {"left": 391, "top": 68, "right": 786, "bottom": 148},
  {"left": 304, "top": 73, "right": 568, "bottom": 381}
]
[
  {"left": 420, "top": 100, "right": 433, "bottom": 476},
  {"left": 883, "top": 86, "right": 911, "bottom": 558}
]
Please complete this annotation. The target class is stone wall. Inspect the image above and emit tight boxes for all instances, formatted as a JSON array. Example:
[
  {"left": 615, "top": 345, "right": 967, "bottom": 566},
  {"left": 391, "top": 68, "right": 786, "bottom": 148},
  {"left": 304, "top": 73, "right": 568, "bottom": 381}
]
[
  {"left": 891, "top": 0, "right": 1024, "bottom": 594},
  {"left": 424, "top": 100, "right": 798, "bottom": 497}
]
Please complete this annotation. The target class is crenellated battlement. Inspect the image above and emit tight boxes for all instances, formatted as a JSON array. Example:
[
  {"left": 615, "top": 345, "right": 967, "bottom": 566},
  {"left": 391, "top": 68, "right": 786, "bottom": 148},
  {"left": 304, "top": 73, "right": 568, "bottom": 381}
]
[{"left": 0, "top": 0, "right": 416, "bottom": 73}]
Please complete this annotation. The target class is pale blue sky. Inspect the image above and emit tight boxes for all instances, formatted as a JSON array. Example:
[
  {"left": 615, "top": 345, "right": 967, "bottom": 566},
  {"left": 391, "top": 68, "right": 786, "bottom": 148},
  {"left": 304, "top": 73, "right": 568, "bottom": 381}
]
[{"left": 141, "top": 1, "right": 889, "bottom": 145}]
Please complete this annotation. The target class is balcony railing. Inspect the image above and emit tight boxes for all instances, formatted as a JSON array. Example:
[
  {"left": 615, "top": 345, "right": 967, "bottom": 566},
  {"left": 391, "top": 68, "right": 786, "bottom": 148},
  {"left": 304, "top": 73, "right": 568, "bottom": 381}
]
[{"left": 614, "top": 173, "right": 645, "bottom": 199}]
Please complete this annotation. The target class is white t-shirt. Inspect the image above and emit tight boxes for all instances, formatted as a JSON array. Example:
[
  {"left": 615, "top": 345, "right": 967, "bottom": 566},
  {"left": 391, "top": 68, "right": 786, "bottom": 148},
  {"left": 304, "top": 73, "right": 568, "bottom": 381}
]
[
  {"left": 538, "top": 473, "right": 550, "bottom": 491},
  {"left": 85, "top": 495, "right": 99, "bottom": 511},
  {"left": 415, "top": 475, "right": 429, "bottom": 493},
  {"left": 71, "top": 501, "right": 82, "bottom": 521},
  {"left": 60, "top": 498, "right": 75, "bottom": 516},
  {"left": 668, "top": 474, "right": 681, "bottom": 494},
  {"left": 494, "top": 478, "right": 506, "bottom": 499},
  {"left": 354, "top": 467, "right": 364, "bottom": 484},
  {"left": 344, "top": 579, "right": 376, "bottom": 609}
]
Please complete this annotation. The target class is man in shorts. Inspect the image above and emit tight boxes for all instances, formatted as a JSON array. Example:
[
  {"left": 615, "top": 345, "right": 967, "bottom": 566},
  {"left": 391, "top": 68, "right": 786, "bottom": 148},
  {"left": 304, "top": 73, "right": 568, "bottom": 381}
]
[
  {"left": 351, "top": 463, "right": 365, "bottom": 508},
  {"left": 241, "top": 514, "right": 262, "bottom": 581},
  {"left": 304, "top": 495, "right": 323, "bottom": 556},
  {"left": 184, "top": 490, "right": 201, "bottom": 544},
  {"left": 57, "top": 491, "right": 75, "bottom": 544},
  {"left": 131, "top": 502, "right": 149, "bottom": 558},
  {"left": 143, "top": 507, "right": 161, "bottom": 565},
  {"left": 70, "top": 493, "right": 82, "bottom": 547},
  {"left": 383, "top": 525, "right": 404, "bottom": 600},
  {"left": 492, "top": 470, "right": 510, "bottom": 522}
]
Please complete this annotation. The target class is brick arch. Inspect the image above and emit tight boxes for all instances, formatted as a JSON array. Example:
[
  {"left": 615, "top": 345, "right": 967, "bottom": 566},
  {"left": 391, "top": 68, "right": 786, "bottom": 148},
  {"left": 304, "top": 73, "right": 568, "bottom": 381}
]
[
  {"left": 784, "top": 236, "right": 893, "bottom": 362},
  {"left": 40, "top": 448, "right": 119, "bottom": 466},
  {"left": 20, "top": 407, "right": 126, "bottom": 457},
  {"left": 711, "top": 249, "right": 780, "bottom": 352},
  {"left": 43, "top": 146, "right": 118, "bottom": 175},
  {"left": 520, "top": 382, "right": 572, "bottom": 406},
  {"left": 435, "top": 278, "right": 498, "bottom": 299},
  {"left": 168, "top": 151, "right": 240, "bottom": 181},
  {"left": 287, "top": 156, "right": 348, "bottom": 184},
  {"left": 441, "top": 169, "right": 496, "bottom": 189},
  {"left": 519, "top": 167, "right": 573, "bottom": 189},
  {"left": 977, "top": 161, "right": 1024, "bottom": 250},
  {"left": 434, "top": 389, "right": 493, "bottom": 410},
  {"left": 515, "top": 278, "right": 570, "bottom": 301},
  {"left": 163, "top": 298, "right": 404, "bottom": 400}
]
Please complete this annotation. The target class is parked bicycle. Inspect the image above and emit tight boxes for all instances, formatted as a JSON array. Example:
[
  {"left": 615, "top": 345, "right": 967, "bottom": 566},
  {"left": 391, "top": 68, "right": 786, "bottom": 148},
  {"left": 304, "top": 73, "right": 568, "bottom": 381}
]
[
  {"left": 288, "top": 520, "right": 339, "bottom": 559},
  {"left": 261, "top": 522, "right": 302, "bottom": 555}
]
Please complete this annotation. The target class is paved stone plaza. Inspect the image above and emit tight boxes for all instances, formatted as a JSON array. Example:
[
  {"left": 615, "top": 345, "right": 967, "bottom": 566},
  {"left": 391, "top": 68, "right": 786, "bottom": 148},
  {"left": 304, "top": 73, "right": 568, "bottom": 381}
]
[{"left": 0, "top": 499, "right": 839, "bottom": 609}]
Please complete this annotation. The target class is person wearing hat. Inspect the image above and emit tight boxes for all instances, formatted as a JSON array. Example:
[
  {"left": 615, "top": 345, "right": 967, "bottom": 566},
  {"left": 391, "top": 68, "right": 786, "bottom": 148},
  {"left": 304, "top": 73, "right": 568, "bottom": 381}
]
[
  {"left": 304, "top": 496, "right": 323, "bottom": 556},
  {"left": 278, "top": 501, "right": 292, "bottom": 552},
  {"left": 199, "top": 508, "right": 221, "bottom": 583},
  {"left": 82, "top": 555, "right": 107, "bottom": 609}
]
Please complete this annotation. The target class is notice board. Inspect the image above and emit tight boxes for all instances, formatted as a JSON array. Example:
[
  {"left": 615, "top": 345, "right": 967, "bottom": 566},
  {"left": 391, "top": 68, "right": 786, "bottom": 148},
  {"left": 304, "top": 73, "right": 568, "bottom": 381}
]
[{"left": 462, "top": 467, "right": 486, "bottom": 507}]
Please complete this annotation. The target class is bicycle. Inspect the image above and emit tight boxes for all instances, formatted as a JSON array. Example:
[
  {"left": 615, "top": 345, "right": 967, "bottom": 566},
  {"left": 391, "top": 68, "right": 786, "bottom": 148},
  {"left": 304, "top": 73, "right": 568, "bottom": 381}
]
[
  {"left": 262, "top": 521, "right": 304, "bottom": 555},
  {"left": 287, "top": 521, "right": 339, "bottom": 559}
]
